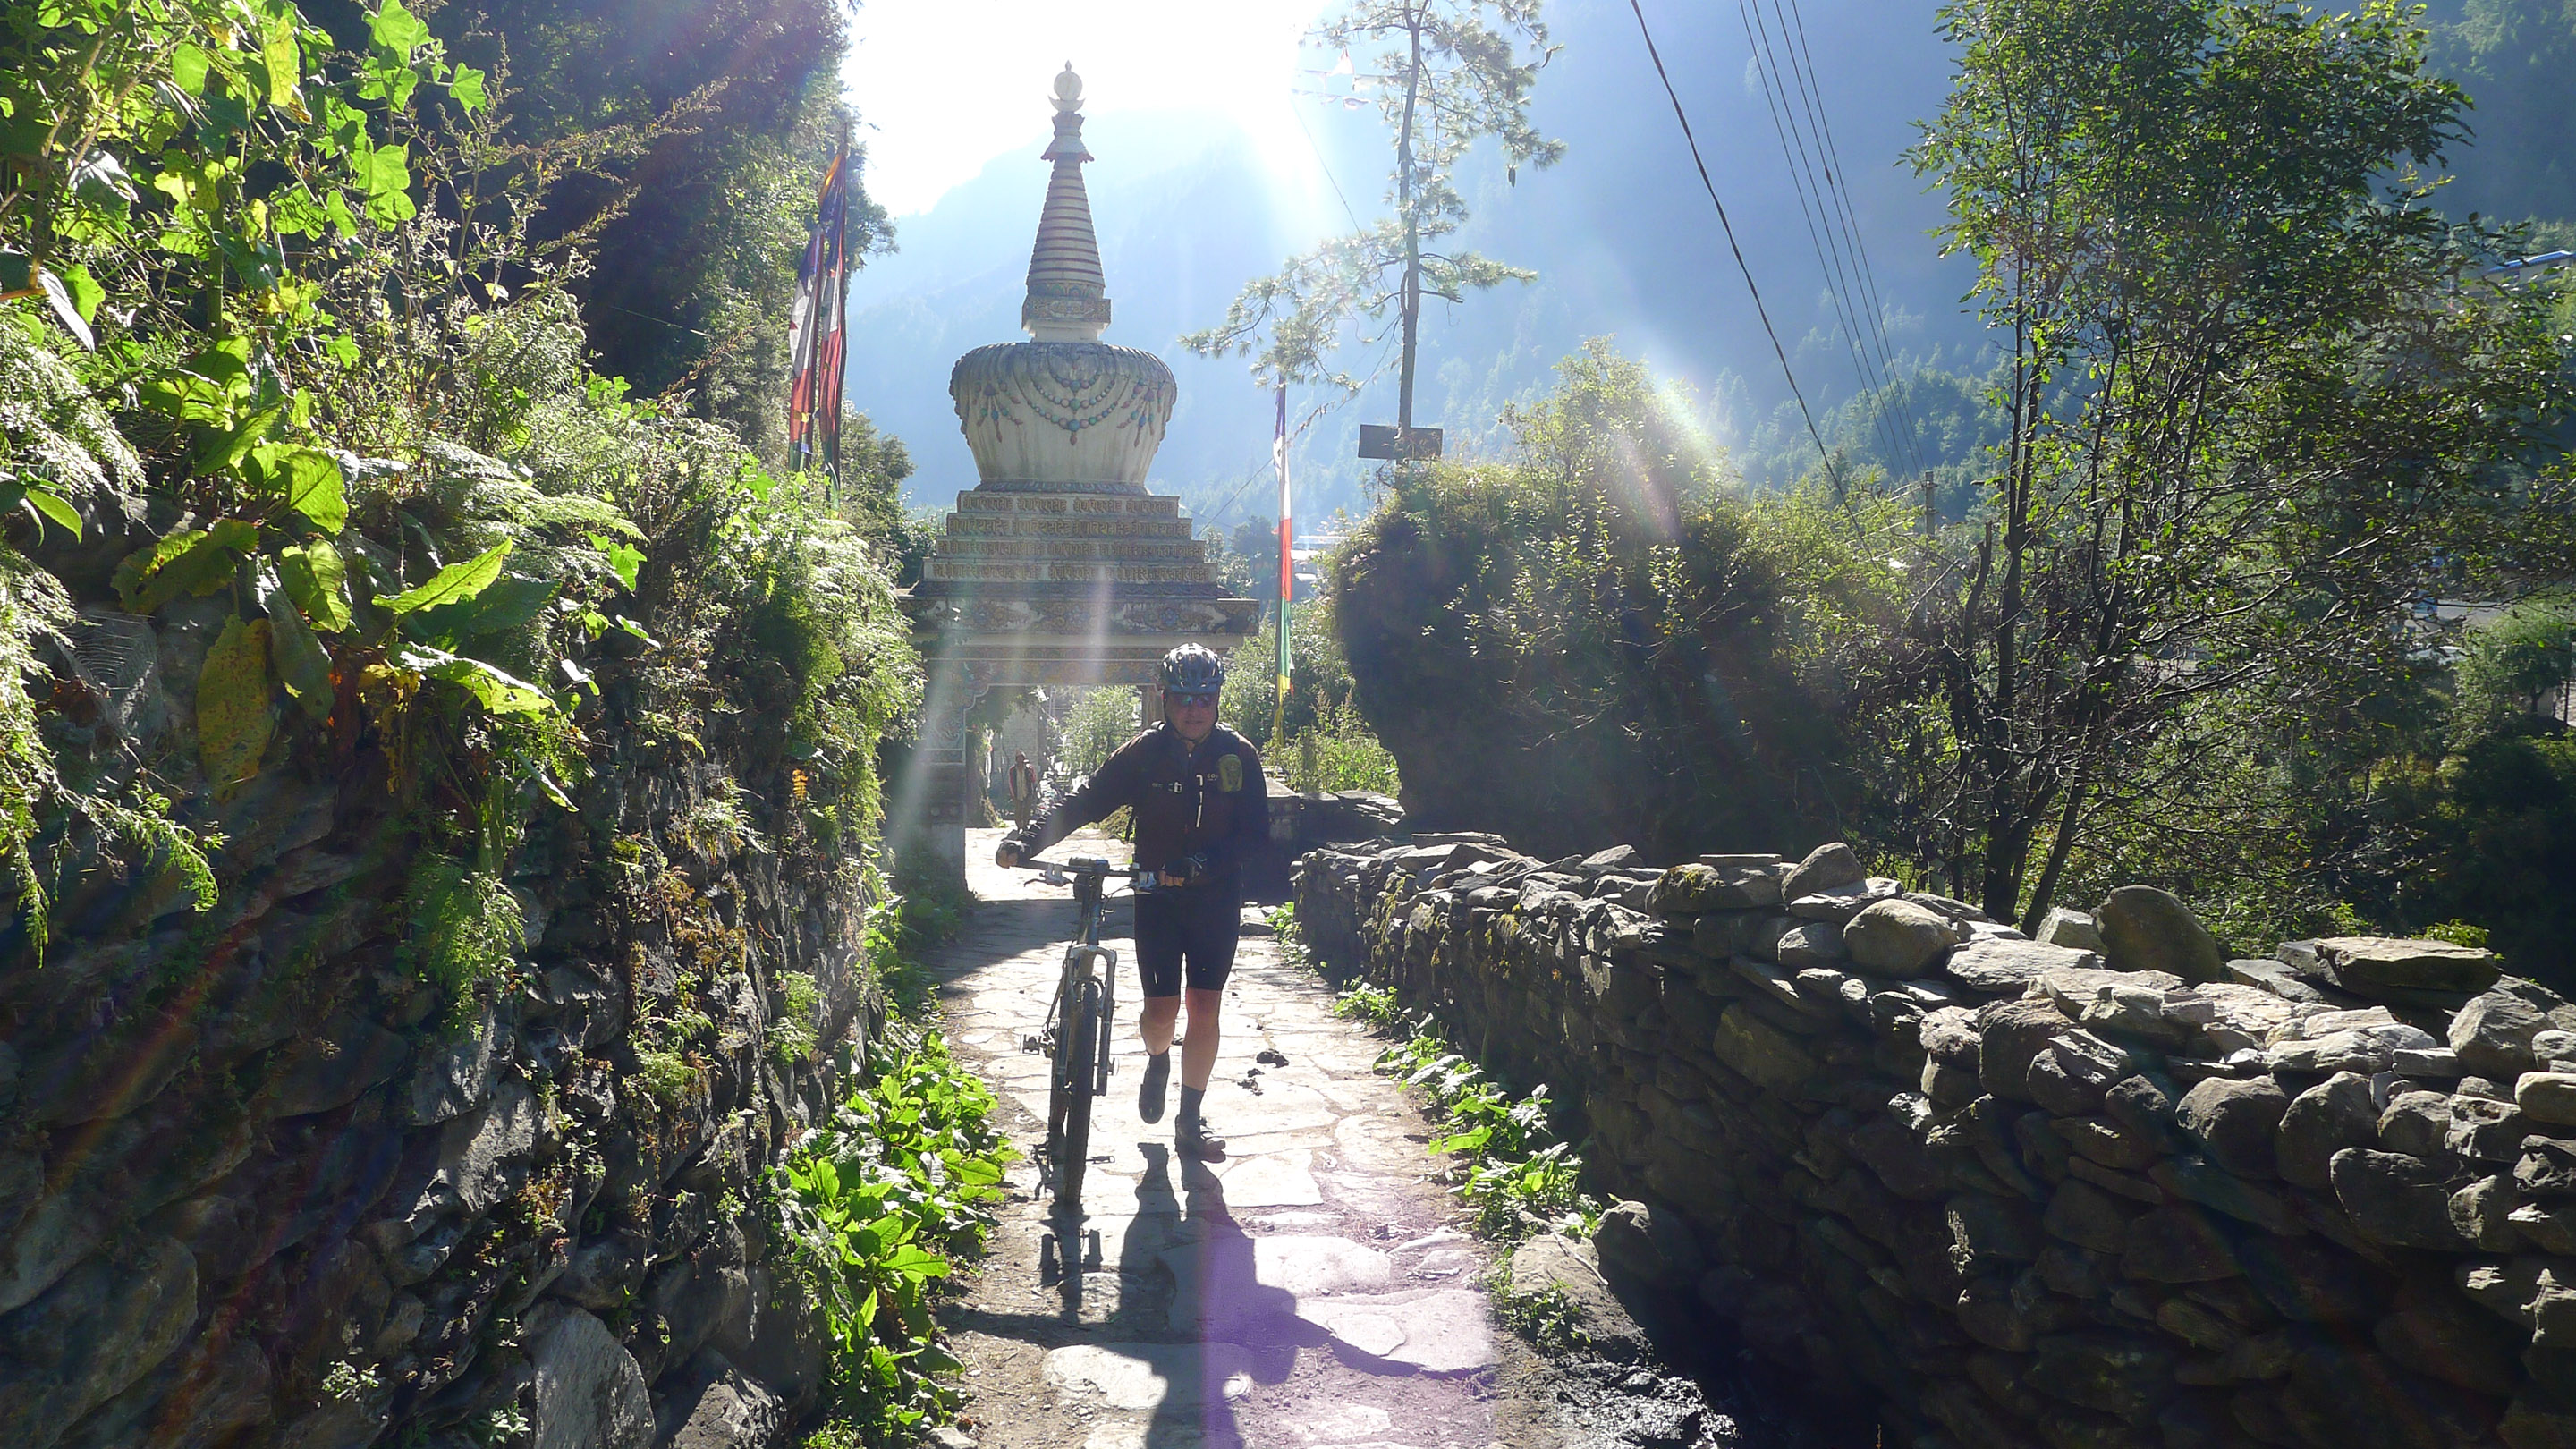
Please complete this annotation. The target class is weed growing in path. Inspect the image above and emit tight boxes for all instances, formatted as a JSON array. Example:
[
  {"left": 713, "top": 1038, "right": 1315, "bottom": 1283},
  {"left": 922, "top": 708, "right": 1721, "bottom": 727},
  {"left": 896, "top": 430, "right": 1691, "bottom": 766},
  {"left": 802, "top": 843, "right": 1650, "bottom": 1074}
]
[
  {"left": 1275, "top": 896, "right": 1602, "bottom": 1350},
  {"left": 1487, "top": 1275, "right": 1595, "bottom": 1356},
  {"left": 1329, "top": 981, "right": 1402, "bottom": 1032},
  {"left": 1377, "top": 1032, "right": 1601, "bottom": 1241}
]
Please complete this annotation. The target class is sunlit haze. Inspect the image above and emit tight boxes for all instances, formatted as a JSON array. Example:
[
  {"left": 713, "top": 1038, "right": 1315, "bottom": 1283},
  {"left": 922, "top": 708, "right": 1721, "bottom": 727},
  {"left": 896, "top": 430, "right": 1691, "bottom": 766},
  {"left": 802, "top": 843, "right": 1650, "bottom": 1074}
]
[{"left": 843, "top": 0, "right": 1338, "bottom": 217}]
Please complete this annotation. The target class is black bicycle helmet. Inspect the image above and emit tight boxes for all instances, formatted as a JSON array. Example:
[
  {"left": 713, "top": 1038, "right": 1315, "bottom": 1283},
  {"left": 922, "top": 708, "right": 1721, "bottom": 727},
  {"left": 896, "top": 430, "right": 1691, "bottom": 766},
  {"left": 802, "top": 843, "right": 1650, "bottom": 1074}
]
[{"left": 1157, "top": 643, "right": 1226, "bottom": 697}]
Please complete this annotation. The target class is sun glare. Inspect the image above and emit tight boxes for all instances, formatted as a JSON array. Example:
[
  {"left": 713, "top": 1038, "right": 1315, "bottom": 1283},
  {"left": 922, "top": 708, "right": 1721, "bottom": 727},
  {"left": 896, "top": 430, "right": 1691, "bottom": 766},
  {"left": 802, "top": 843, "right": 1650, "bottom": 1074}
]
[{"left": 843, "top": 0, "right": 1337, "bottom": 220}]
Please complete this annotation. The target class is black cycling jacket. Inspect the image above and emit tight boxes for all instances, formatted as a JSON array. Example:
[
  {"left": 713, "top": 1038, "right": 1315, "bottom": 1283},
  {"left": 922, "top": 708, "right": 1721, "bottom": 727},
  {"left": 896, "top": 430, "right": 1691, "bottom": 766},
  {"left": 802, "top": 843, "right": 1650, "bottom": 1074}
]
[{"left": 1016, "top": 723, "right": 1268, "bottom": 885}]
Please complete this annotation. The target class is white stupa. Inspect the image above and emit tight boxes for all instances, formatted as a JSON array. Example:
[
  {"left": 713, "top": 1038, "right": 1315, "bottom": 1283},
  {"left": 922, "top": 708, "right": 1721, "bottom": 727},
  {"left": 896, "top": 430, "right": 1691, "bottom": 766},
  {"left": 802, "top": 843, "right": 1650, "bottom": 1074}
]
[{"left": 895, "top": 66, "right": 1258, "bottom": 877}]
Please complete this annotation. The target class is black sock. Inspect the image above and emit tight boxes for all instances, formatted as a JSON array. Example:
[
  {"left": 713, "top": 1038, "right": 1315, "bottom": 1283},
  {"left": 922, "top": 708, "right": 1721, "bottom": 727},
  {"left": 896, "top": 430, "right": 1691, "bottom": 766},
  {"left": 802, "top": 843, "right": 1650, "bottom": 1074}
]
[{"left": 1179, "top": 1084, "right": 1205, "bottom": 1126}]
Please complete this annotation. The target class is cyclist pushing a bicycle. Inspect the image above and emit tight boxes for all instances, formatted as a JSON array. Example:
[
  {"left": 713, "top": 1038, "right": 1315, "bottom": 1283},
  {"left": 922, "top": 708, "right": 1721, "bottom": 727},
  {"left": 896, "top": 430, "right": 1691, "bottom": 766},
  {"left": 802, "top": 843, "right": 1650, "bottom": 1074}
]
[{"left": 996, "top": 644, "right": 1266, "bottom": 1163}]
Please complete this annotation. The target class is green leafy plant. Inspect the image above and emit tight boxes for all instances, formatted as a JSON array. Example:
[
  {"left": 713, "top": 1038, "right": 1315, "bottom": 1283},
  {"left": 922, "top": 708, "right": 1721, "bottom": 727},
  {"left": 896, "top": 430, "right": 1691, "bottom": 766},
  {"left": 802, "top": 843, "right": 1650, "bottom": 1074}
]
[
  {"left": 1267, "top": 902, "right": 1314, "bottom": 976},
  {"left": 319, "top": 1358, "right": 381, "bottom": 1403},
  {"left": 860, "top": 884, "right": 956, "bottom": 1020},
  {"left": 1487, "top": 1274, "right": 1592, "bottom": 1355},
  {"left": 2427, "top": 919, "right": 2493, "bottom": 950},
  {"left": 775, "top": 1033, "right": 1013, "bottom": 1443},
  {"left": 1377, "top": 1026, "right": 1600, "bottom": 1241},
  {"left": 396, "top": 855, "right": 522, "bottom": 1004},
  {"left": 634, "top": 1048, "right": 698, "bottom": 1108},
  {"left": 767, "top": 969, "right": 822, "bottom": 1071},
  {"left": 1330, "top": 982, "right": 1402, "bottom": 1034}
]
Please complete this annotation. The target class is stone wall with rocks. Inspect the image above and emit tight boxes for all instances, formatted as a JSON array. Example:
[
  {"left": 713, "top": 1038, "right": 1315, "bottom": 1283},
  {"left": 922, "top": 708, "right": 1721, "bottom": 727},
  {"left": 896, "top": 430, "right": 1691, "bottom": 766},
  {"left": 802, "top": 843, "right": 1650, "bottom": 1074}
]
[
  {"left": 0, "top": 595, "right": 879, "bottom": 1449},
  {"left": 1294, "top": 835, "right": 2576, "bottom": 1449}
]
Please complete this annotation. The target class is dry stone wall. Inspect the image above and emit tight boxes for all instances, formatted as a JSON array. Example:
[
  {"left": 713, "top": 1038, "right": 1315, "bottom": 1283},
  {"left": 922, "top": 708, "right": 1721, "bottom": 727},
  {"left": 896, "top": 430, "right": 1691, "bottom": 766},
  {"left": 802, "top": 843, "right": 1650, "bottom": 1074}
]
[
  {"left": 0, "top": 595, "right": 873, "bottom": 1449},
  {"left": 1294, "top": 835, "right": 2576, "bottom": 1449}
]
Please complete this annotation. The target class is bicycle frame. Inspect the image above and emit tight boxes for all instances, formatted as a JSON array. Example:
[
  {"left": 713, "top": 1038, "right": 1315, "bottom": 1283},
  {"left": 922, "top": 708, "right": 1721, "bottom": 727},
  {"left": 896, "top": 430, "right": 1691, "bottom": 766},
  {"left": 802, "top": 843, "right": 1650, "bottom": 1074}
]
[
  {"left": 1030, "top": 862, "right": 1137, "bottom": 1062},
  {"left": 1021, "top": 856, "right": 1150, "bottom": 1220}
]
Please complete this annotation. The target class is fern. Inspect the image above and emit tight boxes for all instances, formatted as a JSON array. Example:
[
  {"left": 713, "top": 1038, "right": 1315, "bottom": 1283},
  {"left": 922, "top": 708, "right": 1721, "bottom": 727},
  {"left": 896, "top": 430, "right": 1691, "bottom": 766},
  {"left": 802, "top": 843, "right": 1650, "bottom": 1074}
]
[
  {"left": 88, "top": 789, "right": 221, "bottom": 914},
  {"left": 0, "top": 313, "right": 141, "bottom": 521},
  {"left": 399, "top": 856, "right": 526, "bottom": 1003}
]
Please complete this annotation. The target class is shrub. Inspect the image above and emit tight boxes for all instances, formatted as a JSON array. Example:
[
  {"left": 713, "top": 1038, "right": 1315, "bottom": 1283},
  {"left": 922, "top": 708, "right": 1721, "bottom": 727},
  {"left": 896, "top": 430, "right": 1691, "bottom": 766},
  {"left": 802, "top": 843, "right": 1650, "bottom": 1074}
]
[
  {"left": 1330, "top": 342, "right": 1894, "bottom": 860},
  {"left": 775, "top": 1032, "right": 1012, "bottom": 1443}
]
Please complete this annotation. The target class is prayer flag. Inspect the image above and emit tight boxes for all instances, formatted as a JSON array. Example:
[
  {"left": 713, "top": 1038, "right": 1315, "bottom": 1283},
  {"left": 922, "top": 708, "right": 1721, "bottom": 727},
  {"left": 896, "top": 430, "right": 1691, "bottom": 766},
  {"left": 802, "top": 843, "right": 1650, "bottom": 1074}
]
[{"left": 787, "top": 149, "right": 854, "bottom": 483}]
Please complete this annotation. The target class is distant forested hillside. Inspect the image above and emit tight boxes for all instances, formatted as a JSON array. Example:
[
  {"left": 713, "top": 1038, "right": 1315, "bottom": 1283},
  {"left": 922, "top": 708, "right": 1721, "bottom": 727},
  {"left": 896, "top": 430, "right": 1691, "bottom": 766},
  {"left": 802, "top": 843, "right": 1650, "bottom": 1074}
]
[
  {"left": 2429, "top": 0, "right": 2576, "bottom": 232},
  {"left": 840, "top": 0, "right": 2576, "bottom": 522}
]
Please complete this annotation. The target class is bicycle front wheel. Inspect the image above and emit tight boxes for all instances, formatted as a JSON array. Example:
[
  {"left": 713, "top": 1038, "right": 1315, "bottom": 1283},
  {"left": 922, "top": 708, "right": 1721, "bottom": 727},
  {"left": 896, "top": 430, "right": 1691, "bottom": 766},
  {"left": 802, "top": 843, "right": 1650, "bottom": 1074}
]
[{"left": 1055, "top": 976, "right": 1104, "bottom": 1214}]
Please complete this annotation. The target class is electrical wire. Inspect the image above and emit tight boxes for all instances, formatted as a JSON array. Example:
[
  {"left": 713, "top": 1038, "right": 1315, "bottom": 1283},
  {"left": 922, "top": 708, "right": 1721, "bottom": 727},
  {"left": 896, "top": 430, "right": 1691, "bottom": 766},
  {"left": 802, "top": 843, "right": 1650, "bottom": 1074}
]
[
  {"left": 1775, "top": 0, "right": 1935, "bottom": 481},
  {"left": 1289, "top": 97, "right": 1368, "bottom": 237},
  {"left": 1735, "top": 0, "right": 1912, "bottom": 480},
  {"left": 1767, "top": 0, "right": 1937, "bottom": 482},
  {"left": 1623, "top": 0, "right": 1846, "bottom": 496}
]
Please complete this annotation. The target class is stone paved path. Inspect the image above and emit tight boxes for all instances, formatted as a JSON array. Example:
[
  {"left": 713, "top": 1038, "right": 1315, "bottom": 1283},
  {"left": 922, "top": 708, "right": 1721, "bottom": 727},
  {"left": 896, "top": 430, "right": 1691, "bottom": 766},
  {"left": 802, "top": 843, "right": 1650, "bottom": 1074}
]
[{"left": 928, "top": 827, "right": 1552, "bottom": 1449}]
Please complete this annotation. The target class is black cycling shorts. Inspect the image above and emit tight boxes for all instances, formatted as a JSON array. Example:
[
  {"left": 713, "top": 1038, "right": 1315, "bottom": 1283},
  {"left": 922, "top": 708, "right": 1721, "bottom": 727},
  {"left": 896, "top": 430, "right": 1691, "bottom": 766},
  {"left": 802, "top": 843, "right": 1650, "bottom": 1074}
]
[{"left": 1132, "top": 885, "right": 1240, "bottom": 997}]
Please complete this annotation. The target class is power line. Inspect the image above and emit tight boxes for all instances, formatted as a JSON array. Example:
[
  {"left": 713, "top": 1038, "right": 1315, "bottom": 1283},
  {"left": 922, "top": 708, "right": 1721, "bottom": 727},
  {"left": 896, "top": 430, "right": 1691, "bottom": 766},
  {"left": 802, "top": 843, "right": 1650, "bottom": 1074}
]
[
  {"left": 1775, "top": 0, "right": 1934, "bottom": 479},
  {"left": 1623, "top": 0, "right": 1846, "bottom": 497},
  {"left": 1200, "top": 458, "right": 1274, "bottom": 530},
  {"left": 1289, "top": 97, "right": 1368, "bottom": 237},
  {"left": 1735, "top": 0, "right": 1911, "bottom": 480},
  {"left": 1740, "top": 0, "right": 1933, "bottom": 486}
]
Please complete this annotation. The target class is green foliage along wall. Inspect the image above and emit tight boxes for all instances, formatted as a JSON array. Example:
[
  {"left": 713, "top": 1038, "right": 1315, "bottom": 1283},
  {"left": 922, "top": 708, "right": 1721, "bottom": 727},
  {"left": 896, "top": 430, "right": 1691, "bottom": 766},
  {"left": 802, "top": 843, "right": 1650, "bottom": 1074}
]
[
  {"left": 1332, "top": 343, "right": 1896, "bottom": 861},
  {"left": 0, "top": 2, "right": 925, "bottom": 1442}
]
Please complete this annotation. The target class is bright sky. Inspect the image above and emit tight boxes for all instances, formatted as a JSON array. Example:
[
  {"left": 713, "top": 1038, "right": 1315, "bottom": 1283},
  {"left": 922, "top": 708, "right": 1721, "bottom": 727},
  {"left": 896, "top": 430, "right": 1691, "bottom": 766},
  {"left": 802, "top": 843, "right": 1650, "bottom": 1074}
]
[{"left": 843, "top": 0, "right": 1339, "bottom": 217}]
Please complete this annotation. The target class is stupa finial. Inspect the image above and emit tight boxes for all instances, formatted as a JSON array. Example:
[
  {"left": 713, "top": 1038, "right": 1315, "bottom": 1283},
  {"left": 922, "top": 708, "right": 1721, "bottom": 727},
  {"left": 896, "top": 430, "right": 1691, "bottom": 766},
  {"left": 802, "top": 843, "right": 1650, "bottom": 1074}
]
[{"left": 1023, "top": 64, "right": 1109, "bottom": 342}]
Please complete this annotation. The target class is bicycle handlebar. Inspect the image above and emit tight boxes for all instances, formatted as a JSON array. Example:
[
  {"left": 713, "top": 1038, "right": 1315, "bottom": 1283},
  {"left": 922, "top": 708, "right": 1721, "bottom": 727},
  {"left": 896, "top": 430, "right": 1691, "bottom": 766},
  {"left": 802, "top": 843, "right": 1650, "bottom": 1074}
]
[{"left": 1018, "top": 856, "right": 1158, "bottom": 891}]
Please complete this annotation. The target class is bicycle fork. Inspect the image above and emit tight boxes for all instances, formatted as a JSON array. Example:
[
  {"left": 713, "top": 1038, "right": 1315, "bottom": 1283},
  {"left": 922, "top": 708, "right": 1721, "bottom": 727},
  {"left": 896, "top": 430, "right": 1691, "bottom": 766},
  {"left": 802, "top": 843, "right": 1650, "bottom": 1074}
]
[{"left": 1060, "top": 944, "right": 1118, "bottom": 1097}]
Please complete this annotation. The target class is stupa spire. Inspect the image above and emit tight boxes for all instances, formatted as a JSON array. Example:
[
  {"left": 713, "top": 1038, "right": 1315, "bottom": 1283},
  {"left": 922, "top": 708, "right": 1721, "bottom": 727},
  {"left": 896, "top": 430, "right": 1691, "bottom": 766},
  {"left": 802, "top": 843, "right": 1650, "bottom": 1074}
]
[{"left": 1022, "top": 64, "right": 1111, "bottom": 342}]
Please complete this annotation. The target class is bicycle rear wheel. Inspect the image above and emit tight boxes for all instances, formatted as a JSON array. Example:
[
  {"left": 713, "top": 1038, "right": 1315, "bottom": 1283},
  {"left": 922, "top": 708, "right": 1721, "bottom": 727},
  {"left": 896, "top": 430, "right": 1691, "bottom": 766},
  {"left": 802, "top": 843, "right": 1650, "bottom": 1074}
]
[{"left": 1055, "top": 977, "right": 1104, "bottom": 1215}]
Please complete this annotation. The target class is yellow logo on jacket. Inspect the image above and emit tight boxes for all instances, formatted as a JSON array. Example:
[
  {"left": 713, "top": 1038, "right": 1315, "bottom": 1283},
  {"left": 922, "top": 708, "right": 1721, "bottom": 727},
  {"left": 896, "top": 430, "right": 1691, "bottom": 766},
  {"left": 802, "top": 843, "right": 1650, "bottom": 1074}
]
[{"left": 1217, "top": 754, "right": 1242, "bottom": 792}]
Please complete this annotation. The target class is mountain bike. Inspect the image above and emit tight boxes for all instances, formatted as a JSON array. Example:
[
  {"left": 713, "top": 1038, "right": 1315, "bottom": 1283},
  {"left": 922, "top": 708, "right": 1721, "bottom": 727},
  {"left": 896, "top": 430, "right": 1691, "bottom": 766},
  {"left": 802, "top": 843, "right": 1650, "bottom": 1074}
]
[{"left": 1018, "top": 855, "right": 1151, "bottom": 1273}]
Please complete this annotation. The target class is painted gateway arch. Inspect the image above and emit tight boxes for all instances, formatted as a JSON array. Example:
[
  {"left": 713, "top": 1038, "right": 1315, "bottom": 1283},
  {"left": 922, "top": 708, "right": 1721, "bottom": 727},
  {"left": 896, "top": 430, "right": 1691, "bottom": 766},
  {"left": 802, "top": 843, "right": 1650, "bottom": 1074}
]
[{"left": 894, "top": 66, "right": 1258, "bottom": 881}]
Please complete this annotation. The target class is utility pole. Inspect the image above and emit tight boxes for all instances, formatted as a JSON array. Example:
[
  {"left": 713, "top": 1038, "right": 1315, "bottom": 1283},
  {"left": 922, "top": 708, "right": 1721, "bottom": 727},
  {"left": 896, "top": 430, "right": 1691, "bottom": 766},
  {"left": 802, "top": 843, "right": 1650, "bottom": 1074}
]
[{"left": 1394, "top": 4, "right": 1423, "bottom": 436}]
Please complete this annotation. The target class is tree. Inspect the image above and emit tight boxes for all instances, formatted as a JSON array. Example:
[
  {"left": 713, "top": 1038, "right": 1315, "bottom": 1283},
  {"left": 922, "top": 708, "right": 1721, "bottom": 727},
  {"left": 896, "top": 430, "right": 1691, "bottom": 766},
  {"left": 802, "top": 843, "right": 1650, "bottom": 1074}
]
[
  {"left": 1330, "top": 342, "right": 1893, "bottom": 859},
  {"left": 1182, "top": 0, "right": 1563, "bottom": 431},
  {"left": 1895, "top": 0, "right": 2572, "bottom": 928},
  {"left": 425, "top": 0, "right": 886, "bottom": 463}
]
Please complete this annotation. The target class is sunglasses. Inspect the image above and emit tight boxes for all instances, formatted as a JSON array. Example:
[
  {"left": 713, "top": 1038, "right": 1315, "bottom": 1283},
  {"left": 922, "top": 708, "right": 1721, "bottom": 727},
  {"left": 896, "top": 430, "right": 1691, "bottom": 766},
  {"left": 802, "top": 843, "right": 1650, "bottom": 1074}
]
[{"left": 1166, "top": 692, "right": 1218, "bottom": 708}]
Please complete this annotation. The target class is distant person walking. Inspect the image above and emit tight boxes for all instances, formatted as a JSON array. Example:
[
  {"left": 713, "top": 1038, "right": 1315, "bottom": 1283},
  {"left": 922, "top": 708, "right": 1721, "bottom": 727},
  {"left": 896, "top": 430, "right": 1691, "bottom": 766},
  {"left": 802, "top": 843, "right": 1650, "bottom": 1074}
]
[
  {"left": 1006, "top": 750, "right": 1039, "bottom": 832},
  {"left": 996, "top": 645, "right": 1266, "bottom": 1161}
]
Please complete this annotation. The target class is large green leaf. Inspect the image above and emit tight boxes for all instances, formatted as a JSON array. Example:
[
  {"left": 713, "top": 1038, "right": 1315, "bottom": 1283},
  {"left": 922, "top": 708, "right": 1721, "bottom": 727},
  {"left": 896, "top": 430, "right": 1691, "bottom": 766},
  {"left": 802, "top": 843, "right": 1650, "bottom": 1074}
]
[
  {"left": 267, "top": 594, "right": 335, "bottom": 722},
  {"left": 21, "top": 487, "right": 81, "bottom": 540},
  {"left": 117, "top": 519, "right": 258, "bottom": 614},
  {"left": 34, "top": 267, "right": 91, "bottom": 350},
  {"left": 259, "top": 10, "right": 301, "bottom": 112},
  {"left": 199, "top": 617, "right": 275, "bottom": 787},
  {"left": 378, "top": 542, "right": 509, "bottom": 614},
  {"left": 394, "top": 645, "right": 551, "bottom": 716},
  {"left": 193, "top": 403, "right": 283, "bottom": 478},
  {"left": 589, "top": 533, "right": 644, "bottom": 591},
  {"left": 170, "top": 42, "right": 213, "bottom": 97},
  {"left": 369, "top": 0, "right": 431, "bottom": 59},
  {"left": 405, "top": 574, "right": 558, "bottom": 647},
  {"left": 250, "top": 444, "right": 346, "bottom": 533},
  {"left": 278, "top": 541, "right": 352, "bottom": 631},
  {"left": 360, "top": 142, "right": 415, "bottom": 224}
]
